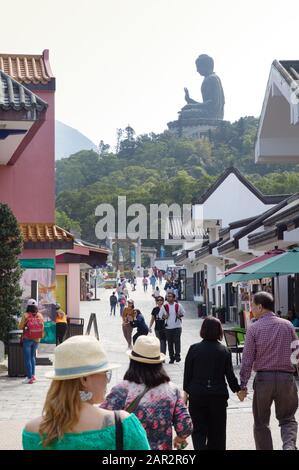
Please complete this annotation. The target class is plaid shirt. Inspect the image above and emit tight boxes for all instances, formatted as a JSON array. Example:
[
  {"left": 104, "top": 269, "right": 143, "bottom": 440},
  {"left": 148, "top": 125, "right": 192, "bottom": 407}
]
[{"left": 240, "top": 312, "right": 299, "bottom": 388}]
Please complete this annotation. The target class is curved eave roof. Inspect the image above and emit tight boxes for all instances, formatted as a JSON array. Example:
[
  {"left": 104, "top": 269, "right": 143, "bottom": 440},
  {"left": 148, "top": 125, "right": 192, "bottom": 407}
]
[{"left": 0, "top": 70, "right": 48, "bottom": 113}]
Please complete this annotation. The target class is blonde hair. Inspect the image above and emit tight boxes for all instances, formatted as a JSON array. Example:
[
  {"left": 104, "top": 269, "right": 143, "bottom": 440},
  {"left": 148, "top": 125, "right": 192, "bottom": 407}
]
[{"left": 39, "top": 378, "right": 82, "bottom": 447}]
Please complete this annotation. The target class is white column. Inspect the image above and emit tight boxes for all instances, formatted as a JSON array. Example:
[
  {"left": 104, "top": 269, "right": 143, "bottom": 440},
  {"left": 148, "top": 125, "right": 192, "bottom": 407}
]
[{"left": 207, "top": 265, "right": 216, "bottom": 311}]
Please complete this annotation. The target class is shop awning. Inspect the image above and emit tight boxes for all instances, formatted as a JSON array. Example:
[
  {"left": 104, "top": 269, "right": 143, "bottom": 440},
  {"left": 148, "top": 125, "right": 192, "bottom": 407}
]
[
  {"left": 223, "top": 249, "right": 284, "bottom": 276},
  {"left": 236, "top": 247, "right": 299, "bottom": 275},
  {"left": 213, "top": 271, "right": 274, "bottom": 285},
  {"left": 20, "top": 258, "right": 55, "bottom": 270}
]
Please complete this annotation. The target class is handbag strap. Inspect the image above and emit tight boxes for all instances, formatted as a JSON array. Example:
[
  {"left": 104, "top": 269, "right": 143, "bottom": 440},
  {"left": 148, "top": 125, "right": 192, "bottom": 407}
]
[
  {"left": 126, "top": 386, "right": 150, "bottom": 414},
  {"left": 114, "top": 411, "right": 123, "bottom": 450}
]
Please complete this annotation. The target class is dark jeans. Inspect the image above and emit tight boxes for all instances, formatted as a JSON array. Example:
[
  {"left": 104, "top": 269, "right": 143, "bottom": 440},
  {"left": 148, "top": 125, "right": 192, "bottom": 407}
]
[
  {"left": 155, "top": 328, "right": 167, "bottom": 355},
  {"left": 56, "top": 322, "right": 67, "bottom": 346},
  {"left": 253, "top": 371, "right": 298, "bottom": 450},
  {"left": 110, "top": 304, "right": 117, "bottom": 316},
  {"left": 189, "top": 395, "right": 227, "bottom": 450},
  {"left": 143, "top": 284, "right": 148, "bottom": 292},
  {"left": 165, "top": 328, "right": 181, "bottom": 360},
  {"left": 23, "top": 339, "right": 39, "bottom": 379}
]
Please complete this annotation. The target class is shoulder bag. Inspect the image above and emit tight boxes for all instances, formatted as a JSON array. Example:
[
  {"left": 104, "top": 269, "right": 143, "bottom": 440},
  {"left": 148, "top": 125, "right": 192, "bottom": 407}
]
[
  {"left": 126, "top": 386, "right": 150, "bottom": 413},
  {"left": 114, "top": 410, "right": 123, "bottom": 450}
]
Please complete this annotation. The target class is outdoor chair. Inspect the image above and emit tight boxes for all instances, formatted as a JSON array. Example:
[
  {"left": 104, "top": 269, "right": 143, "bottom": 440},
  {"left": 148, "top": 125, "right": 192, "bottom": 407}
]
[
  {"left": 233, "top": 327, "right": 246, "bottom": 346},
  {"left": 223, "top": 330, "right": 244, "bottom": 365}
]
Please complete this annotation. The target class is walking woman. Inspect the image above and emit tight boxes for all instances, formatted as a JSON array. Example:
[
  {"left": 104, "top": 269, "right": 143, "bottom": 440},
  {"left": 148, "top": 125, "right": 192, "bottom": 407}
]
[
  {"left": 149, "top": 296, "right": 167, "bottom": 355},
  {"left": 122, "top": 299, "right": 136, "bottom": 349},
  {"left": 183, "top": 317, "right": 245, "bottom": 450},
  {"left": 19, "top": 299, "right": 44, "bottom": 384},
  {"left": 101, "top": 335, "right": 193, "bottom": 450},
  {"left": 22, "top": 336, "right": 150, "bottom": 450}
]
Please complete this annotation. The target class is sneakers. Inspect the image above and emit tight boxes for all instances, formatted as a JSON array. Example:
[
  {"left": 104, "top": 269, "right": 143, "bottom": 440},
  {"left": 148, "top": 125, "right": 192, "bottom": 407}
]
[
  {"left": 176, "top": 358, "right": 181, "bottom": 363},
  {"left": 169, "top": 359, "right": 175, "bottom": 364},
  {"left": 22, "top": 377, "right": 34, "bottom": 384},
  {"left": 31, "top": 376, "right": 37, "bottom": 382}
]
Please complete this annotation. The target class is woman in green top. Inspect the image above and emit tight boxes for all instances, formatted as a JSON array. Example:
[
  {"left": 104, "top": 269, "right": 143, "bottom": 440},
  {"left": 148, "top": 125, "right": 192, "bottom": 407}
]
[{"left": 22, "top": 335, "right": 150, "bottom": 450}]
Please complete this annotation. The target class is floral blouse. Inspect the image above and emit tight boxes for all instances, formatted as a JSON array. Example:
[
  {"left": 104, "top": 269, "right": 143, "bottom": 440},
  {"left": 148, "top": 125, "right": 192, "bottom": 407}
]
[{"left": 101, "top": 380, "right": 193, "bottom": 450}]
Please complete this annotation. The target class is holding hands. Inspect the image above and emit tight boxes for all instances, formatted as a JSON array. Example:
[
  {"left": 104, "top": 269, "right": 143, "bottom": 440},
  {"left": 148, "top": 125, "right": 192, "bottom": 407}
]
[
  {"left": 173, "top": 435, "right": 188, "bottom": 450},
  {"left": 237, "top": 389, "right": 247, "bottom": 402}
]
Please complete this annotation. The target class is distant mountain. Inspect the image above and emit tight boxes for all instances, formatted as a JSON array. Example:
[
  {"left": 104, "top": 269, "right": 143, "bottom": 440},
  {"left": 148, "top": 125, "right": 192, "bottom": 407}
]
[{"left": 55, "top": 121, "right": 98, "bottom": 160}]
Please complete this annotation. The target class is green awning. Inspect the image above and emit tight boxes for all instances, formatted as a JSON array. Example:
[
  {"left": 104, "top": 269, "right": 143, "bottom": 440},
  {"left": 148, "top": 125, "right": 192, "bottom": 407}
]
[
  {"left": 20, "top": 258, "right": 55, "bottom": 270},
  {"left": 213, "top": 272, "right": 274, "bottom": 285},
  {"left": 235, "top": 248, "right": 299, "bottom": 275}
]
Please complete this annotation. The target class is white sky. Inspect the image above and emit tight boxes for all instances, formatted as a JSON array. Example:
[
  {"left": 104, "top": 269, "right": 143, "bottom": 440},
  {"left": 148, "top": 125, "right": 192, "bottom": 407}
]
[{"left": 2, "top": 0, "right": 299, "bottom": 148}]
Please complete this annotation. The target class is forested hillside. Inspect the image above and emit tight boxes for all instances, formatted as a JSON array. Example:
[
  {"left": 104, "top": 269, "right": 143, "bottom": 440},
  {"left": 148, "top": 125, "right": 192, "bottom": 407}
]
[{"left": 56, "top": 117, "right": 299, "bottom": 244}]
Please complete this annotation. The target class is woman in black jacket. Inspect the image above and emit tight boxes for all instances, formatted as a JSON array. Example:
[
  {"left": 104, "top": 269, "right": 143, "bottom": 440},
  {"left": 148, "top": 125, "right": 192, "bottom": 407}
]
[
  {"left": 129, "top": 309, "right": 149, "bottom": 344},
  {"left": 183, "top": 316, "right": 245, "bottom": 450}
]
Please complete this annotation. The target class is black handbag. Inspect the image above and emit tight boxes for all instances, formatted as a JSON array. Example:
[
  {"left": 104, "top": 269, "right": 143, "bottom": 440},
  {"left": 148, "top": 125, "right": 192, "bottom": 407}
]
[{"left": 114, "top": 411, "right": 123, "bottom": 450}]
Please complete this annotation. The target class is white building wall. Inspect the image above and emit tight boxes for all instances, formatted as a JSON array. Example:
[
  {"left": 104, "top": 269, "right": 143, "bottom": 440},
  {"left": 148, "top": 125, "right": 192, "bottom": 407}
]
[{"left": 193, "top": 173, "right": 275, "bottom": 227}]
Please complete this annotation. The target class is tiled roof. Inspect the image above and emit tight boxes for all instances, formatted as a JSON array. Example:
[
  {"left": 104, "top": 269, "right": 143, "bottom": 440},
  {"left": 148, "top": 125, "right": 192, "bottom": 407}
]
[
  {"left": 0, "top": 50, "right": 54, "bottom": 85},
  {"left": 20, "top": 224, "right": 74, "bottom": 243},
  {"left": 0, "top": 70, "right": 48, "bottom": 112}
]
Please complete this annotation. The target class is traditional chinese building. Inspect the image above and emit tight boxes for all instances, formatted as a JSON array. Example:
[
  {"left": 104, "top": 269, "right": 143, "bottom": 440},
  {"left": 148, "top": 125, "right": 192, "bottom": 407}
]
[{"left": 0, "top": 50, "right": 73, "bottom": 317}]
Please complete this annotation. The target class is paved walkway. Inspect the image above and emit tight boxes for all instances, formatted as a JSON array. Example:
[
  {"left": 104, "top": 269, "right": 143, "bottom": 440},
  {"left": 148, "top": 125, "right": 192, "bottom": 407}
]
[{"left": 0, "top": 278, "right": 298, "bottom": 450}]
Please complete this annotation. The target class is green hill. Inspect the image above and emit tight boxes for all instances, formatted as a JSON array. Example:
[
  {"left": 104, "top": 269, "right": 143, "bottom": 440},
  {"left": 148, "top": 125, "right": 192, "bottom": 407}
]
[{"left": 56, "top": 117, "right": 299, "bottom": 245}]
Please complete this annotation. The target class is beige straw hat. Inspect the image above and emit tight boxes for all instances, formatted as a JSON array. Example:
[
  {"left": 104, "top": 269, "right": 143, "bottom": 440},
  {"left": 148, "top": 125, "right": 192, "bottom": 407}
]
[
  {"left": 127, "top": 335, "right": 166, "bottom": 364},
  {"left": 45, "top": 335, "right": 120, "bottom": 380}
]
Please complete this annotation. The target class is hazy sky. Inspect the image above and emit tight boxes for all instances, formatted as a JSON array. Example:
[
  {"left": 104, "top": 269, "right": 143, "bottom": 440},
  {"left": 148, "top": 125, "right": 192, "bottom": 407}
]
[{"left": 2, "top": 0, "right": 299, "bottom": 148}]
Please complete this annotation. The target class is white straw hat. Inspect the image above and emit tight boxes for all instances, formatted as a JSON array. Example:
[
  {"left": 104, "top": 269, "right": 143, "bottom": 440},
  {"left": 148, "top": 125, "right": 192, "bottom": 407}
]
[
  {"left": 127, "top": 335, "right": 166, "bottom": 364},
  {"left": 45, "top": 335, "right": 120, "bottom": 380}
]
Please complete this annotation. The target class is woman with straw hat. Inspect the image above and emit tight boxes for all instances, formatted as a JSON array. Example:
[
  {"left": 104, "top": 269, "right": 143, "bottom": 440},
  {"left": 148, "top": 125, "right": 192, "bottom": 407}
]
[
  {"left": 101, "top": 335, "right": 193, "bottom": 450},
  {"left": 22, "top": 336, "right": 150, "bottom": 450}
]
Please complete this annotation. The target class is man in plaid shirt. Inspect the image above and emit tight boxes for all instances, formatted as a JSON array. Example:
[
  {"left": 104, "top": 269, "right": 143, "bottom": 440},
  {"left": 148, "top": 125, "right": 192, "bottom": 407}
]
[{"left": 240, "top": 291, "right": 299, "bottom": 450}]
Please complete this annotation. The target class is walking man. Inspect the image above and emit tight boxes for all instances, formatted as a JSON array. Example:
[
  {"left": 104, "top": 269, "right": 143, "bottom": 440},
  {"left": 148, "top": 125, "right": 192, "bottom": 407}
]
[
  {"left": 142, "top": 276, "right": 148, "bottom": 292},
  {"left": 240, "top": 291, "right": 299, "bottom": 450},
  {"left": 159, "top": 292, "right": 185, "bottom": 363},
  {"left": 150, "top": 273, "right": 157, "bottom": 292},
  {"left": 109, "top": 291, "right": 118, "bottom": 316}
]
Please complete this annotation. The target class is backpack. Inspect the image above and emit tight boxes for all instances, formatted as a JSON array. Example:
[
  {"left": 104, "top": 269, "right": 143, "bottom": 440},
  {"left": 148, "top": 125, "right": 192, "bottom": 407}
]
[
  {"left": 110, "top": 295, "right": 118, "bottom": 305},
  {"left": 24, "top": 313, "right": 44, "bottom": 340},
  {"left": 164, "top": 303, "right": 179, "bottom": 315},
  {"left": 164, "top": 303, "right": 183, "bottom": 323}
]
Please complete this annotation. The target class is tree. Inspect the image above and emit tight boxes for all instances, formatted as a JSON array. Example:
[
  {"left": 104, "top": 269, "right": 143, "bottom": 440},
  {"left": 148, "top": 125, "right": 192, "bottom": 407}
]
[
  {"left": 0, "top": 204, "right": 23, "bottom": 342},
  {"left": 98, "top": 140, "right": 110, "bottom": 157},
  {"left": 56, "top": 210, "right": 81, "bottom": 235},
  {"left": 118, "top": 125, "right": 136, "bottom": 157}
]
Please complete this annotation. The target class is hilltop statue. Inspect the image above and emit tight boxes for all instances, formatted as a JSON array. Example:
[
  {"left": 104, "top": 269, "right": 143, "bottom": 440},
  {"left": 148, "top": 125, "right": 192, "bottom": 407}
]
[
  {"left": 181, "top": 54, "right": 225, "bottom": 121},
  {"left": 167, "top": 54, "right": 225, "bottom": 137}
]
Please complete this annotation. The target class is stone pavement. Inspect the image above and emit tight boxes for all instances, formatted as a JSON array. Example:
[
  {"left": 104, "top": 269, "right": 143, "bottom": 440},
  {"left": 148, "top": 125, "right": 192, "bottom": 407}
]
[{"left": 0, "top": 278, "right": 298, "bottom": 450}]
